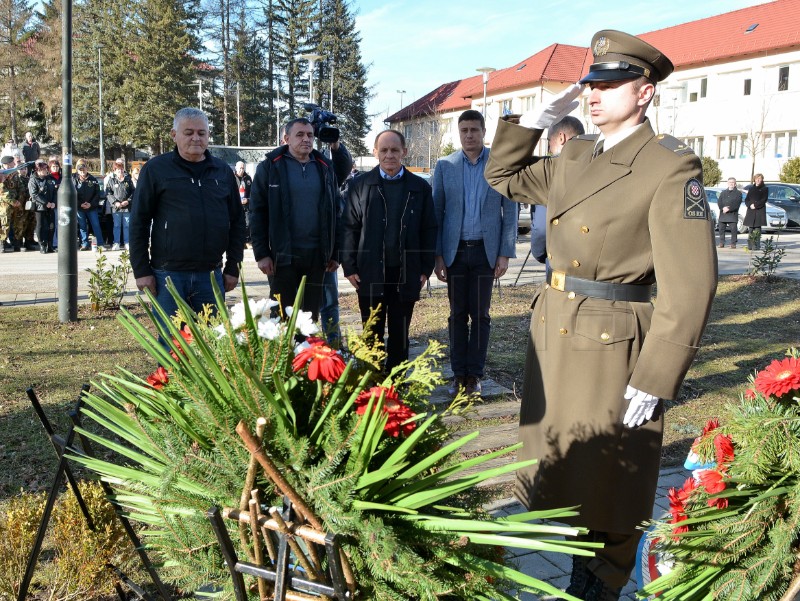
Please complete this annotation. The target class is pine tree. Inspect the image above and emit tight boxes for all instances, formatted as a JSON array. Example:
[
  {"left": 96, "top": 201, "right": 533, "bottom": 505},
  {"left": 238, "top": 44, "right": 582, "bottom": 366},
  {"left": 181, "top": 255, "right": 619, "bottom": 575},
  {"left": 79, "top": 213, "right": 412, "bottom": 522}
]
[
  {"left": 230, "top": 5, "right": 272, "bottom": 146},
  {"left": 118, "top": 0, "right": 199, "bottom": 153},
  {"left": 28, "top": 0, "right": 63, "bottom": 142},
  {"left": 273, "top": 0, "right": 317, "bottom": 119},
  {"left": 0, "top": 0, "right": 38, "bottom": 142},
  {"left": 316, "top": 0, "right": 369, "bottom": 155}
]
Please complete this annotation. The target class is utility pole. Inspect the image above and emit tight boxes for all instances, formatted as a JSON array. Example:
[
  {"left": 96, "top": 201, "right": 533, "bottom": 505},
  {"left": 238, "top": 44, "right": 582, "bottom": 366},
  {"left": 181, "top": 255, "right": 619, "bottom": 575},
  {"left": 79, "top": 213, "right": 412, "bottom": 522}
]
[{"left": 57, "top": 0, "right": 78, "bottom": 322}]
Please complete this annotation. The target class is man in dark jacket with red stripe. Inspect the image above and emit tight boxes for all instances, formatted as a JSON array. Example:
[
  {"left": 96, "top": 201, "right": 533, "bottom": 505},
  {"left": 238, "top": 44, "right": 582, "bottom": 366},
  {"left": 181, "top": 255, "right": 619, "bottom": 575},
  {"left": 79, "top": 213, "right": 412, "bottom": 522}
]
[{"left": 249, "top": 117, "right": 343, "bottom": 320}]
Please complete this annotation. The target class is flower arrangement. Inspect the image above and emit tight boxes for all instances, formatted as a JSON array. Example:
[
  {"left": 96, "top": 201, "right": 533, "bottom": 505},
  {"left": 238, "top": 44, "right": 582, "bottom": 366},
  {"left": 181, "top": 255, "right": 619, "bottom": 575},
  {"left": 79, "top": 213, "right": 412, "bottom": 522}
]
[
  {"left": 642, "top": 348, "right": 800, "bottom": 600},
  {"left": 70, "top": 278, "right": 597, "bottom": 600}
]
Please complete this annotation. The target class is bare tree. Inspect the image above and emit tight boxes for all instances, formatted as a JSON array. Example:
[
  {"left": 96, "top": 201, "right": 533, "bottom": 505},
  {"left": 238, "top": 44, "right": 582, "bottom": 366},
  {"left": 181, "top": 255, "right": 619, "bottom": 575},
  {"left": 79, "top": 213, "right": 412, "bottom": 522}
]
[{"left": 743, "top": 97, "right": 771, "bottom": 182}]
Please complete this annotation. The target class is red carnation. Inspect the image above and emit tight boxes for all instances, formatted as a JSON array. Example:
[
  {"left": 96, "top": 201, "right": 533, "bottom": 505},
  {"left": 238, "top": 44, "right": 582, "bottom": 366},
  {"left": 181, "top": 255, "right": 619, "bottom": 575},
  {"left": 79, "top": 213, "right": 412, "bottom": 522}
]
[
  {"left": 292, "top": 337, "right": 346, "bottom": 383},
  {"left": 713, "top": 433, "right": 734, "bottom": 466},
  {"left": 354, "top": 386, "right": 417, "bottom": 437},
  {"left": 754, "top": 357, "right": 800, "bottom": 398},
  {"left": 699, "top": 469, "right": 727, "bottom": 495},
  {"left": 146, "top": 366, "right": 169, "bottom": 389}
]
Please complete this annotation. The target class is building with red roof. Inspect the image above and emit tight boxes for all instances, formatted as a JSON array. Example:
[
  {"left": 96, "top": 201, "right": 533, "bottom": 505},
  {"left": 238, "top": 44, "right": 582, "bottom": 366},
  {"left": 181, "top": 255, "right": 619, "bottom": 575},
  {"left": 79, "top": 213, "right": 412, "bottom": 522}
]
[{"left": 389, "top": 0, "right": 800, "bottom": 181}]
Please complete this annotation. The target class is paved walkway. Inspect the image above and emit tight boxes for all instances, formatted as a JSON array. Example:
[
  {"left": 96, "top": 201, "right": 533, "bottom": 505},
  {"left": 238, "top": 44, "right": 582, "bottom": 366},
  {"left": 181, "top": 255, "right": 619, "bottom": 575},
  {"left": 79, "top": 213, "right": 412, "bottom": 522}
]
[{"left": 2, "top": 231, "right": 799, "bottom": 598}]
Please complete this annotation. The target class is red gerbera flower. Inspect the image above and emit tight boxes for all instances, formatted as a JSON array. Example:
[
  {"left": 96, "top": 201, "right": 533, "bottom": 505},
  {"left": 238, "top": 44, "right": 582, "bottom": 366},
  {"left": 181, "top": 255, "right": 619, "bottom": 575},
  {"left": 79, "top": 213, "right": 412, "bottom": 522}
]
[
  {"left": 714, "top": 433, "right": 735, "bottom": 466},
  {"left": 292, "top": 337, "right": 346, "bottom": 383},
  {"left": 146, "top": 366, "right": 169, "bottom": 389},
  {"left": 707, "top": 496, "right": 729, "bottom": 510},
  {"left": 754, "top": 356, "right": 800, "bottom": 398},
  {"left": 701, "top": 418, "right": 720, "bottom": 436},
  {"left": 699, "top": 469, "right": 727, "bottom": 495},
  {"left": 354, "top": 386, "right": 417, "bottom": 437},
  {"left": 669, "top": 513, "right": 689, "bottom": 540}
]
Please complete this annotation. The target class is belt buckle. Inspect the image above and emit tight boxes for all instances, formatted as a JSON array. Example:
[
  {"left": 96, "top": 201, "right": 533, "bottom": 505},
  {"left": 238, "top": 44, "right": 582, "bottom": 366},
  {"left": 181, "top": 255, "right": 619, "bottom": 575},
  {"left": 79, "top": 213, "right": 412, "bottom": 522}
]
[{"left": 551, "top": 270, "right": 566, "bottom": 291}]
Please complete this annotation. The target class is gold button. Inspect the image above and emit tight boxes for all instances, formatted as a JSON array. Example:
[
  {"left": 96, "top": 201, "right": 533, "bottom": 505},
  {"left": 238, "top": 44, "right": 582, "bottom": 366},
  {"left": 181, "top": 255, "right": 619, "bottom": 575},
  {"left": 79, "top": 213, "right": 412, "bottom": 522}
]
[
  {"left": 545, "top": 283, "right": 550, "bottom": 289},
  {"left": 540, "top": 315, "right": 545, "bottom": 322},
  {"left": 600, "top": 331, "right": 610, "bottom": 341},
  {"left": 552, "top": 218, "right": 559, "bottom": 226},
  {"left": 572, "top": 259, "right": 580, "bottom": 267},
  {"left": 581, "top": 226, "right": 589, "bottom": 233},
  {"left": 559, "top": 328, "right": 568, "bottom": 335},
  {"left": 567, "top": 291, "right": 576, "bottom": 300},
  {"left": 547, "top": 253, "right": 552, "bottom": 260}
]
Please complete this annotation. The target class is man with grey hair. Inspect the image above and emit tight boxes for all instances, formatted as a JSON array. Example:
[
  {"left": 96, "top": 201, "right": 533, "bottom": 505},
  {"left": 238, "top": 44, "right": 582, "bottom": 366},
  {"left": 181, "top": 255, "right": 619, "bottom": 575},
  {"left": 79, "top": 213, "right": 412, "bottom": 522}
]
[{"left": 130, "top": 107, "right": 245, "bottom": 326}]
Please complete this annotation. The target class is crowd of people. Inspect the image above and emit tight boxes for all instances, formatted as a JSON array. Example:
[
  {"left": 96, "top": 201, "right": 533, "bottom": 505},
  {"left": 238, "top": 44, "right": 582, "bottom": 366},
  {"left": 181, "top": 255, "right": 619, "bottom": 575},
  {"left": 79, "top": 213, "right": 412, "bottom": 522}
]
[{"left": 0, "top": 133, "right": 142, "bottom": 254}]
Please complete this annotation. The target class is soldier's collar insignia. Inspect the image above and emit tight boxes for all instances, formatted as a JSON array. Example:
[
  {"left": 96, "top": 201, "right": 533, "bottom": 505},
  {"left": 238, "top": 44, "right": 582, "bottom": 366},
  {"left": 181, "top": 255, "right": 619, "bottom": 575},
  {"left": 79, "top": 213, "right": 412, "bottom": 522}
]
[
  {"left": 594, "top": 37, "right": 610, "bottom": 57},
  {"left": 684, "top": 178, "right": 708, "bottom": 220}
]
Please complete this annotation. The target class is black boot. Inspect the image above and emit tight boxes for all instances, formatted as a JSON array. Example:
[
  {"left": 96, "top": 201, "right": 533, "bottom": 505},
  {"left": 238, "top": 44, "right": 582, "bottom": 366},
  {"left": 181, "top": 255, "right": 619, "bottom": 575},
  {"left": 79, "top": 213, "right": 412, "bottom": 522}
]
[
  {"left": 584, "top": 576, "right": 622, "bottom": 601},
  {"left": 565, "top": 555, "right": 596, "bottom": 598}
]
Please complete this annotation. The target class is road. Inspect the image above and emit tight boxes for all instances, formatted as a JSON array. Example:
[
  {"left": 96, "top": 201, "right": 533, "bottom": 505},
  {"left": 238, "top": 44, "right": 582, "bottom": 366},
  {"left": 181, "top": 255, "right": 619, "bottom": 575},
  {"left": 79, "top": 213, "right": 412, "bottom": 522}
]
[{"left": 1, "top": 230, "right": 799, "bottom": 306}]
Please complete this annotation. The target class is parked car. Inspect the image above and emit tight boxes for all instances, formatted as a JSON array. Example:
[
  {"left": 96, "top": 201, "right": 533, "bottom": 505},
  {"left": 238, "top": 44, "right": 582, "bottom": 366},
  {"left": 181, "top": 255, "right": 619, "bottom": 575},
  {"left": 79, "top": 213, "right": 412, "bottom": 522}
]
[
  {"left": 759, "top": 182, "right": 800, "bottom": 228},
  {"left": 517, "top": 203, "right": 531, "bottom": 234},
  {"left": 705, "top": 187, "right": 787, "bottom": 233}
]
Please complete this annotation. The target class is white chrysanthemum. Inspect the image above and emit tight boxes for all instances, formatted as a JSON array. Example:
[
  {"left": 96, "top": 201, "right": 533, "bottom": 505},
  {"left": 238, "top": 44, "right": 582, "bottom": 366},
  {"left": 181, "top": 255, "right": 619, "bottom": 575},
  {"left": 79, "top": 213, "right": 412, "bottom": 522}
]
[
  {"left": 229, "top": 298, "right": 279, "bottom": 329},
  {"left": 293, "top": 309, "right": 318, "bottom": 337},
  {"left": 212, "top": 324, "right": 228, "bottom": 339},
  {"left": 257, "top": 317, "right": 282, "bottom": 340}
]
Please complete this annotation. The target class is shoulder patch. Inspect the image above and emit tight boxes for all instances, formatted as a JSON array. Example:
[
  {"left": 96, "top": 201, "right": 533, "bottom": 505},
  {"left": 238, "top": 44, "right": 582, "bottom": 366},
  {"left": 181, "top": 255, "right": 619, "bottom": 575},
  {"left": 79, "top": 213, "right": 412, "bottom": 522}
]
[
  {"left": 575, "top": 134, "right": 600, "bottom": 142},
  {"left": 656, "top": 134, "right": 695, "bottom": 156},
  {"left": 684, "top": 178, "right": 708, "bottom": 220}
]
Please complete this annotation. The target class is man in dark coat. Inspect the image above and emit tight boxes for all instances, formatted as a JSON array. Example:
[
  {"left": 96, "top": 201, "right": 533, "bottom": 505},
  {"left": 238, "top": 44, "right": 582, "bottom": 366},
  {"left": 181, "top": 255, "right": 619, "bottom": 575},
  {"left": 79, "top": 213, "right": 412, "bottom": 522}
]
[
  {"left": 342, "top": 130, "right": 437, "bottom": 372},
  {"left": 485, "top": 30, "right": 717, "bottom": 600},
  {"left": 717, "top": 177, "right": 742, "bottom": 248},
  {"left": 743, "top": 173, "right": 768, "bottom": 250}
]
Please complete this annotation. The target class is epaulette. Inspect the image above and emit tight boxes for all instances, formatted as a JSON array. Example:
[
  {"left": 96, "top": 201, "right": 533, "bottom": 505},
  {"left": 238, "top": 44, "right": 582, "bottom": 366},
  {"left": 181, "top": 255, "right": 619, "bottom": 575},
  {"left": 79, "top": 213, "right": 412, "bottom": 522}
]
[
  {"left": 655, "top": 134, "right": 695, "bottom": 156},
  {"left": 575, "top": 134, "right": 600, "bottom": 142}
]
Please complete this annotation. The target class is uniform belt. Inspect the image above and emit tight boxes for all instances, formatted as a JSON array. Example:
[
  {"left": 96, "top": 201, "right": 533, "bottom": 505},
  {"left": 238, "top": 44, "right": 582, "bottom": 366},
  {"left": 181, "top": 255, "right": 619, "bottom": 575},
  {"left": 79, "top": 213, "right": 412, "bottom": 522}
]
[{"left": 546, "top": 270, "right": 652, "bottom": 302}]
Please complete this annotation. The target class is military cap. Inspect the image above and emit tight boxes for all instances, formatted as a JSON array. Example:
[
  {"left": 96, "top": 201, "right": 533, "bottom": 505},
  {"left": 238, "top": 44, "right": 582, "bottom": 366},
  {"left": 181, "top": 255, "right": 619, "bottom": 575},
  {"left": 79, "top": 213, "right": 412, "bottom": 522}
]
[
  {"left": 0, "top": 155, "right": 13, "bottom": 166},
  {"left": 580, "top": 30, "right": 674, "bottom": 84}
]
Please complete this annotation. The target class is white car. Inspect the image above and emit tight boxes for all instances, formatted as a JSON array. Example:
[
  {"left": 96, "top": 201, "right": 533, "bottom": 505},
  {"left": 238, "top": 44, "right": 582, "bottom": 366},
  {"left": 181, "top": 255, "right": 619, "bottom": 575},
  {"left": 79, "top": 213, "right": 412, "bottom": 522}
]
[
  {"left": 704, "top": 187, "right": 787, "bottom": 233},
  {"left": 517, "top": 204, "right": 531, "bottom": 234}
]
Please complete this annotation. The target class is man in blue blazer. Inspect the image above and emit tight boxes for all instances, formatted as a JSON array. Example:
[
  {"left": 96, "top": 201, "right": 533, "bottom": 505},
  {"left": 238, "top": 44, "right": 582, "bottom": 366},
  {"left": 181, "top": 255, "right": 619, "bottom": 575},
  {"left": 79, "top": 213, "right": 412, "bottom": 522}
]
[{"left": 433, "top": 110, "right": 518, "bottom": 396}]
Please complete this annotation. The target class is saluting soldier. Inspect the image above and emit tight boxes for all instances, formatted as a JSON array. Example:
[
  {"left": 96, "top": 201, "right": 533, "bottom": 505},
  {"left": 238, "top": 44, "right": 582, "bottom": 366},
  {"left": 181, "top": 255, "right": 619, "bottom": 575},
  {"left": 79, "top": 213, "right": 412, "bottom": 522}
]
[{"left": 485, "top": 30, "right": 717, "bottom": 600}]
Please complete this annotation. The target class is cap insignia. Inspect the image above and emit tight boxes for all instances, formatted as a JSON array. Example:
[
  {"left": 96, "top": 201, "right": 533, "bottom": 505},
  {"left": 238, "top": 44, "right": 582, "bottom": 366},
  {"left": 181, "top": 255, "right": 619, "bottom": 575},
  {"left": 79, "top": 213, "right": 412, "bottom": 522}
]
[{"left": 594, "top": 36, "right": 610, "bottom": 57}]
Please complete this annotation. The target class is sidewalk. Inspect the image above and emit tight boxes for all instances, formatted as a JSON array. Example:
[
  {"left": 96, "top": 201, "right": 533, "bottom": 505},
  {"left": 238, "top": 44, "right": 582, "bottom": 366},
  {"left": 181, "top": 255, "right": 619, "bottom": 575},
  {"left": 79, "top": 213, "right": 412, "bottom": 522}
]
[{"left": 1, "top": 230, "right": 798, "bottom": 305}]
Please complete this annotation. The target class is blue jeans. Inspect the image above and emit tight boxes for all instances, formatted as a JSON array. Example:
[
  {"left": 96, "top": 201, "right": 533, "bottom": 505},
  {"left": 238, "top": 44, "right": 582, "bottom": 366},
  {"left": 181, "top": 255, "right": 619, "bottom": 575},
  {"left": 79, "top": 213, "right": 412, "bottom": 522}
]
[
  {"left": 153, "top": 269, "right": 224, "bottom": 347},
  {"left": 77, "top": 208, "right": 105, "bottom": 247},
  {"left": 319, "top": 270, "right": 340, "bottom": 345},
  {"left": 113, "top": 212, "right": 130, "bottom": 245}
]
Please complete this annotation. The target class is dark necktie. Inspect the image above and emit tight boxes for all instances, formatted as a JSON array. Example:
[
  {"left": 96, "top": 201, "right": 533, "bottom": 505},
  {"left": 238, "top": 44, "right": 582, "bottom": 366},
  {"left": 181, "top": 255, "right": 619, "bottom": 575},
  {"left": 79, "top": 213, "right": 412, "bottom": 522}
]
[{"left": 592, "top": 141, "right": 604, "bottom": 160}]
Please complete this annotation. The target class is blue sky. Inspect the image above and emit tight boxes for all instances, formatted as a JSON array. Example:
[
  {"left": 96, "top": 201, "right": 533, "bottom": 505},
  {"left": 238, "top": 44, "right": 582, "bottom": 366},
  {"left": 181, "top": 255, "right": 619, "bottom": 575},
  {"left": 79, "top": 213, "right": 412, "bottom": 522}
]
[{"left": 353, "top": 0, "right": 765, "bottom": 143}]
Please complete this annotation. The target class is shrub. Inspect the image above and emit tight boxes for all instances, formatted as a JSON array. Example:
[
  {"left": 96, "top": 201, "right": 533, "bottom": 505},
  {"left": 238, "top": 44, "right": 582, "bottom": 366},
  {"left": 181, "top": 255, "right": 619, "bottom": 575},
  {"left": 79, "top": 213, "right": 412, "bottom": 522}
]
[
  {"left": 0, "top": 481, "right": 137, "bottom": 601},
  {"left": 779, "top": 156, "right": 800, "bottom": 183},
  {"left": 85, "top": 249, "right": 132, "bottom": 311},
  {"left": 701, "top": 156, "right": 722, "bottom": 186}
]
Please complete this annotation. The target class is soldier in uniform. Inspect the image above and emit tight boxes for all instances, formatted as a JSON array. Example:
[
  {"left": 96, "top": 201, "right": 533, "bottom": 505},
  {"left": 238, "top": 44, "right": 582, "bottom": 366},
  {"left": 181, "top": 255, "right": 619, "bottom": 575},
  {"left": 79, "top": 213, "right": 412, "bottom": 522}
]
[
  {"left": 485, "top": 30, "right": 717, "bottom": 600},
  {"left": 0, "top": 155, "right": 16, "bottom": 252}
]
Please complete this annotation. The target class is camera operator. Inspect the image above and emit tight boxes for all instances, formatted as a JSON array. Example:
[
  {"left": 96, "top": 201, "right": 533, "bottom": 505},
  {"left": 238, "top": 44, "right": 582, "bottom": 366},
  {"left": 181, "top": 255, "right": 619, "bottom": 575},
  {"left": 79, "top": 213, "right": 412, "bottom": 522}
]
[{"left": 249, "top": 116, "right": 351, "bottom": 322}]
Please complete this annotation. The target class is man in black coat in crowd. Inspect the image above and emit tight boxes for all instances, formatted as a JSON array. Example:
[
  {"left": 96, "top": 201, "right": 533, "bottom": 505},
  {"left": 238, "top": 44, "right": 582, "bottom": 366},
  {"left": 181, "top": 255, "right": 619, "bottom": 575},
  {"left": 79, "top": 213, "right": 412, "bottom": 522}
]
[{"left": 717, "top": 177, "right": 742, "bottom": 249}]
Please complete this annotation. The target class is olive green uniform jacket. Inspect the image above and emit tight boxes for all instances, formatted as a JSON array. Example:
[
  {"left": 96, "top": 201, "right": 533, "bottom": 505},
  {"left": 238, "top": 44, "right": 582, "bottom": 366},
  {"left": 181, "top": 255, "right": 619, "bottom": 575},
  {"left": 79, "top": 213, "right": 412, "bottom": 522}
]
[{"left": 485, "top": 118, "right": 717, "bottom": 534}]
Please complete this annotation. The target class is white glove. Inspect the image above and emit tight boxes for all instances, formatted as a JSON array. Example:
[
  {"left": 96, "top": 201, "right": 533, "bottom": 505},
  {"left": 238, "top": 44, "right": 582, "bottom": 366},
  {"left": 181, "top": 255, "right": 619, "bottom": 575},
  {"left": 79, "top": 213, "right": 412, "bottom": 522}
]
[
  {"left": 519, "top": 83, "right": 583, "bottom": 129},
  {"left": 622, "top": 385, "right": 659, "bottom": 428}
]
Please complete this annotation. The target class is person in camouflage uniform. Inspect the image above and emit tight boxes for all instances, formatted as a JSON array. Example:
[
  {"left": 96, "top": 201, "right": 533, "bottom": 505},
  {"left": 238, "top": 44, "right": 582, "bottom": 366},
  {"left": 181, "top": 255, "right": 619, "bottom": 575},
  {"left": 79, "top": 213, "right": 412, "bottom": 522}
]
[
  {"left": 2, "top": 154, "right": 34, "bottom": 251},
  {"left": 0, "top": 155, "right": 14, "bottom": 252}
]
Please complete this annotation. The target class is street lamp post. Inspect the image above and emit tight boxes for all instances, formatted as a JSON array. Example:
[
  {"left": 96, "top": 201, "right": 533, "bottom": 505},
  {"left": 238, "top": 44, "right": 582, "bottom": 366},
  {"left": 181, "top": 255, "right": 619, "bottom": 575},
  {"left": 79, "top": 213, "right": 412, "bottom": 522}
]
[
  {"left": 236, "top": 81, "right": 241, "bottom": 146},
  {"left": 298, "top": 53, "right": 324, "bottom": 104},
  {"left": 397, "top": 89, "right": 406, "bottom": 111},
  {"left": 476, "top": 67, "right": 496, "bottom": 118},
  {"left": 97, "top": 45, "right": 105, "bottom": 177}
]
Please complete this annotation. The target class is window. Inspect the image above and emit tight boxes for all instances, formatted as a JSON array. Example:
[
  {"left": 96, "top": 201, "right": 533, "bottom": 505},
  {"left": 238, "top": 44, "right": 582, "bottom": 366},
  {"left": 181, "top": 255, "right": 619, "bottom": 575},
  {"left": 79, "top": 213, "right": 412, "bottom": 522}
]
[
  {"left": 682, "top": 137, "right": 704, "bottom": 157},
  {"left": 522, "top": 96, "right": 536, "bottom": 111},
  {"left": 404, "top": 124, "right": 412, "bottom": 141},
  {"left": 689, "top": 92, "right": 698, "bottom": 102},
  {"left": 769, "top": 131, "right": 797, "bottom": 157},
  {"left": 778, "top": 66, "right": 789, "bottom": 91},
  {"left": 717, "top": 134, "right": 749, "bottom": 160},
  {"left": 700, "top": 78, "right": 707, "bottom": 98},
  {"left": 430, "top": 120, "right": 439, "bottom": 137},
  {"left": 501, "top": 99, "right": 513, "bottom": 115},
  {"left": 744, "top": 78, "right": 751, "bottom": 95}
]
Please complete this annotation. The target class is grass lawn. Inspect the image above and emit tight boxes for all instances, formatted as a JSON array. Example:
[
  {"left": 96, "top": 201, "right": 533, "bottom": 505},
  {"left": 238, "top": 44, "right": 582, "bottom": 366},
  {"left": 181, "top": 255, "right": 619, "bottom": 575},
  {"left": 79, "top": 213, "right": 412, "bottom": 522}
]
[{"left": 1, "top": 275, "right": 798, "bottom": 500}]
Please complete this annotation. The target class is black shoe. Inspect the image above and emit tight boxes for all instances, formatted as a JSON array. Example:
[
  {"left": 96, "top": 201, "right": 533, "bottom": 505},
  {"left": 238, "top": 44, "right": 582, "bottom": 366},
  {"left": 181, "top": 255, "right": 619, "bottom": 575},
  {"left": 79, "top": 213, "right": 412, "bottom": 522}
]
[
  {"left": 565, "top": 555, "right": 596, "bottom": 598},
  {"left": 584, "top": 576, "right": 622, "bottom": 601},
  {"left": 79, "top": 246, "right": 91, "bottom": 251},
  {"left": 465, "top": 375, "right": 482, "bottom": 397},
  {"left": 447, "top": 376, "right": 465, "bottom": 397}
]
